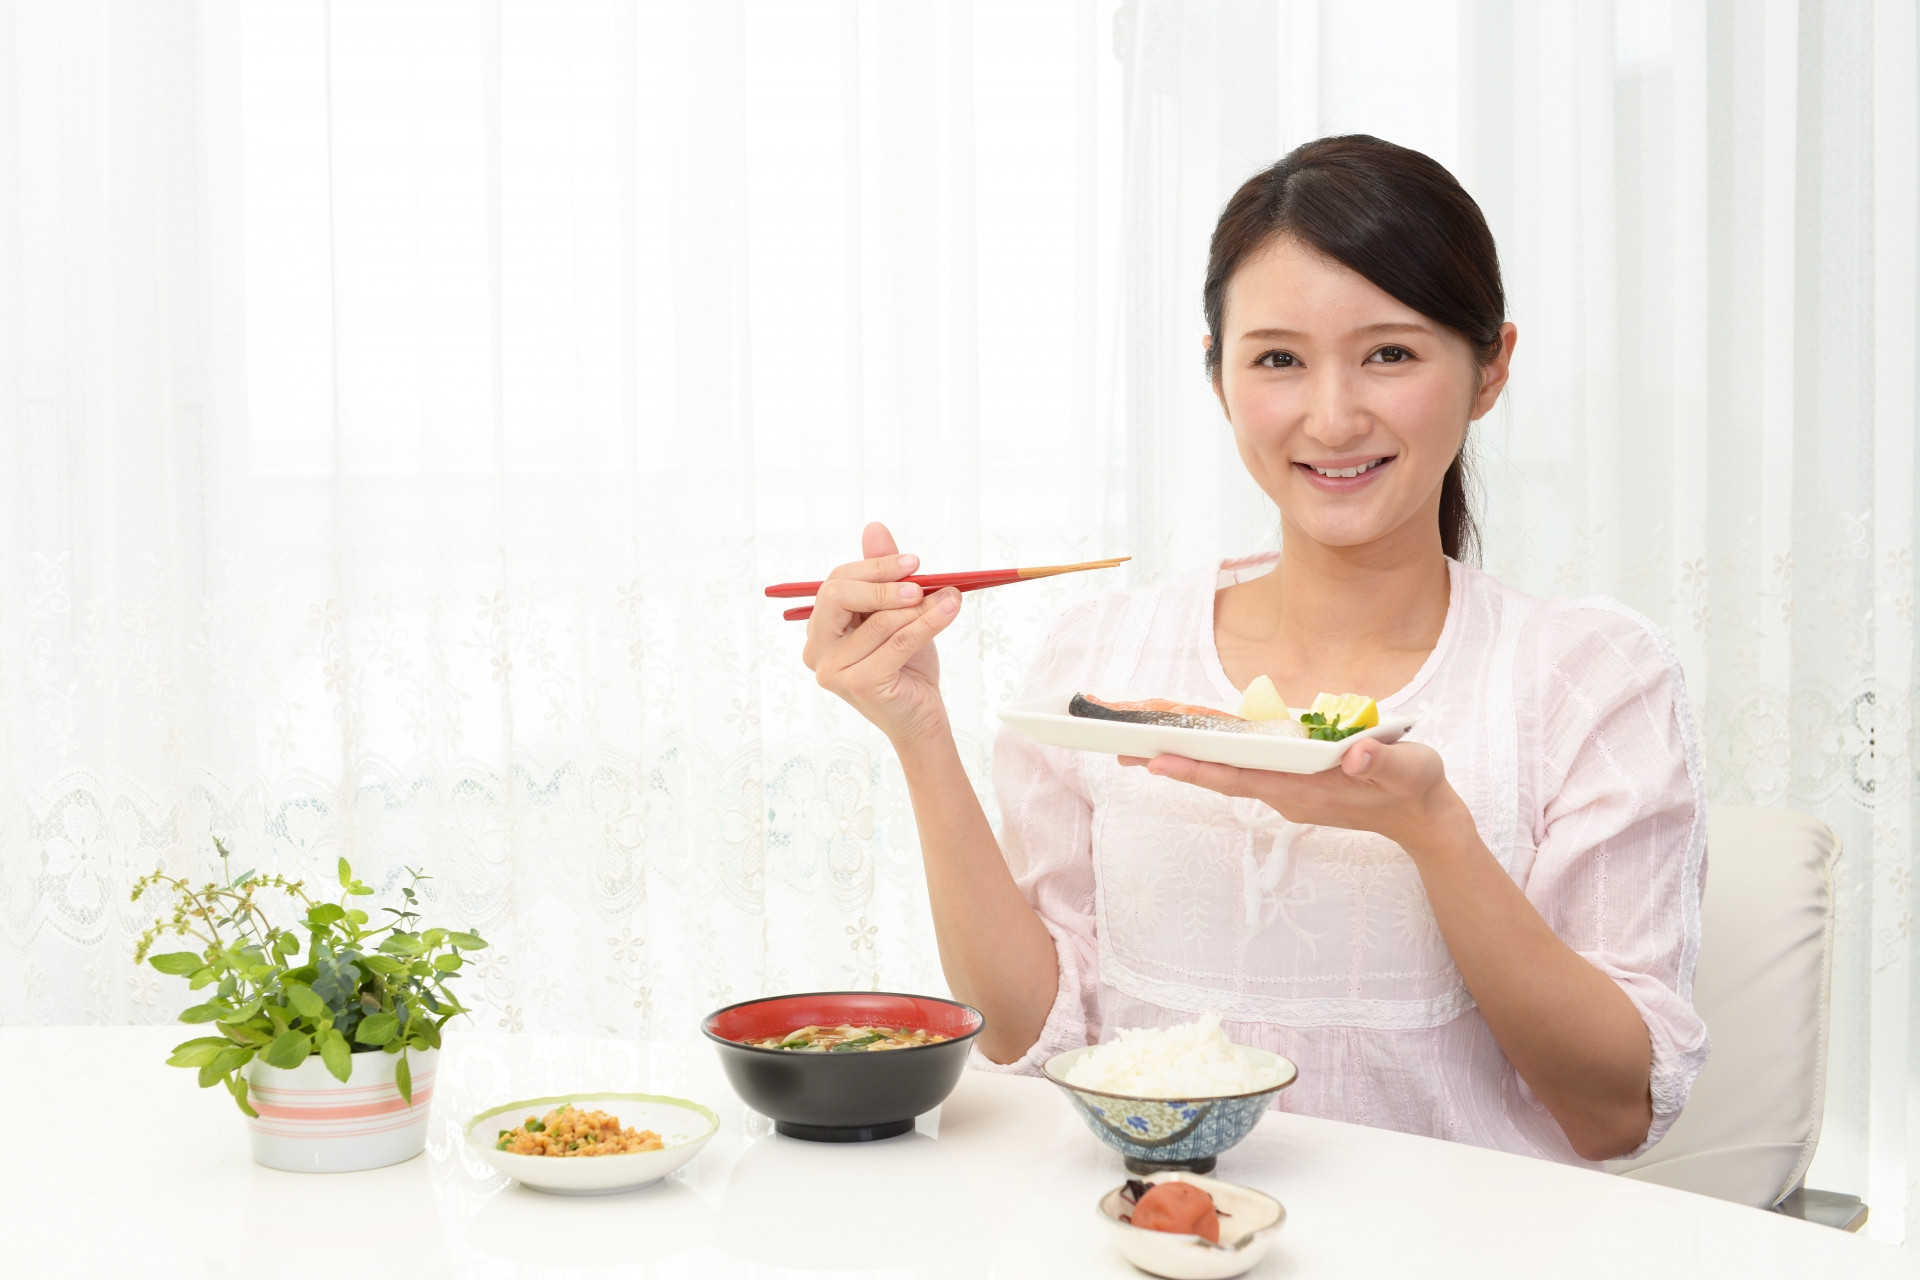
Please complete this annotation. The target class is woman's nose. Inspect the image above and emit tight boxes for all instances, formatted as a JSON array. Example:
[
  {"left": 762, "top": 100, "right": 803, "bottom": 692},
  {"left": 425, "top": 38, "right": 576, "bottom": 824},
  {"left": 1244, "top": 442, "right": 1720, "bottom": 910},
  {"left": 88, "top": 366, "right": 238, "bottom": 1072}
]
[{"left": 1302, "top": 368, "right": 1368, "bottom": 448}]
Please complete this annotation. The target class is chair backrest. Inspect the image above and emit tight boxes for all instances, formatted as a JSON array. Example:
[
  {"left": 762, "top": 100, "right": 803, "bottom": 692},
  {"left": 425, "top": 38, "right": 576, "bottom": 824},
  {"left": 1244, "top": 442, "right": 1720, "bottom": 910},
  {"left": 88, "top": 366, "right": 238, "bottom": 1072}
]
[{"left": 1608, "top": 805, "right": 1838, "bottom": 1206}]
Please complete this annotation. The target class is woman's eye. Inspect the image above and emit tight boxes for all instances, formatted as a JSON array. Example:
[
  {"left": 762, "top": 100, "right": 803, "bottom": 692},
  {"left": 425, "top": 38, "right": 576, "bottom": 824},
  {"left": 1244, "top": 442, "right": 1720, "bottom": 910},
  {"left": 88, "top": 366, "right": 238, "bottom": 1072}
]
[
  {"left": 1369, "top": 345, "right": 1414, "bottom": 364},
  {"left": 1256, "top": 350, "right": 1299, "bottom": 369}
]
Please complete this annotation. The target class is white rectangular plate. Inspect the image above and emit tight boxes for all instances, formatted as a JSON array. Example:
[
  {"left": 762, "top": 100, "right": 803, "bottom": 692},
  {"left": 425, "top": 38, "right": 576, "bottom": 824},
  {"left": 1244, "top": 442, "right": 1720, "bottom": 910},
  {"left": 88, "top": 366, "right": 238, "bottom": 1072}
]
[{"left": 997, "top": 693, "right": 1415, "bottom": 774}]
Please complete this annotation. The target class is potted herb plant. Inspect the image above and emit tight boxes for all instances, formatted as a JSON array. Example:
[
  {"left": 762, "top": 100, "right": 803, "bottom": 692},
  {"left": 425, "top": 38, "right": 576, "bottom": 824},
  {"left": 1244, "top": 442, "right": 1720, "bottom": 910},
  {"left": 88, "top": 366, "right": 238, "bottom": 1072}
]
[{"left": 134, "top": 838, "right": 489, "bottom": 1172}]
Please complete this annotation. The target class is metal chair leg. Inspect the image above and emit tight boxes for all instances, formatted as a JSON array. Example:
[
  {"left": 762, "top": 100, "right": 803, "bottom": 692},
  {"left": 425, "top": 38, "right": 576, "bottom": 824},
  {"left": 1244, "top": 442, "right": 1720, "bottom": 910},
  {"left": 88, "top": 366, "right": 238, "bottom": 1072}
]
[{"left": 1773, "top": 1185, "right": 1869, "bottom": 1233}]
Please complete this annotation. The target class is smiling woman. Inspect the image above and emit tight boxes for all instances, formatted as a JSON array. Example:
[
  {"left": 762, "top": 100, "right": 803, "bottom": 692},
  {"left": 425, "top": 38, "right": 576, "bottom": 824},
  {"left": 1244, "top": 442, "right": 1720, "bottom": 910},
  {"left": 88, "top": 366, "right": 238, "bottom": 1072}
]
[
  {"left": 1201, "top": 135, "right": 1512, "bottom": 567},
  {"left": 803, "top": 134, "right": 1708, "bottom": 1171}
]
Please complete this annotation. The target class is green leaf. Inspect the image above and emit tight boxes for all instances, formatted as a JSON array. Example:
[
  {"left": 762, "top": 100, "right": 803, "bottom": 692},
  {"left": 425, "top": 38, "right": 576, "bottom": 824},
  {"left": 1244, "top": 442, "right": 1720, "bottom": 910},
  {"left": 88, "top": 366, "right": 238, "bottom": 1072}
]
[
  {"left": 347, "top": 884, "right": 374, "bottom": 896},
  {"left": 395, "top": 1052, "right": 412, "bottom": 1105},
  {"left": 198, "top": 1045, "right": 252, "bottom": 1087},
  {"left": 187, "top": 966, "right": 220, "bottom": 990},
  {"left": 266, "top": 1004, "right": 292, "bottom": 1036},
  {"left": 355, "top": 1012, "right": 399, "bottom": 1046},
  {"left": 166, "top": 1037, "right": 233, "bottom": 1068},
  {"left": 149, "top": 951, "right": 205, "bottom": 976},
  {"left": 320, "top": 1029, "right": 352, "bottom": 1082},
  {"left": 361, "top": 954, "right": 404, "bottom": 975},
  {"left": 178, "top": 1001, "right": 231, "bottom": 1024},
  {"left": 346, "top": 908, "right": 369, "bottom": 925},
  {"left": 228, "top": 1075, "right": 257, "bottom": 1118},
  {"left": 378, "top": 932, "right": 424, "bottom": 956},
  {"left": 222, "top": 996, "right": 264, "bottom": 1024},
  {"left": 446, "top": 932, "right": 488, "bottom": 951},
  {"left": 307, "top": 903, "right": 346, "bottom": 927},
  {"left": 338, "top": 856, "right": 352, "bottom": 889},
  {"left": 275, "top": 933, "right": 301, "bottom": 956},
  {"left": 284, "top": 982, "right": 328, "bottom": 1022},
  {"left": 221, "top": 1021, "right": 271, "bottom": 1046},
  {"left": 261, "top": 1029, "right": 312, "bottom": 1069},
  {"left": 415, "top": 1018, "right": 443, "bottom": 1050},
  {"left": 408, "top": 961, "right": 431, "bottom": 979},
  {"left": 431, "top": 954, "right": 462, "bottom": 973},
  {"left": 423, "top": 928, "right": 448, "bottom": 947}
]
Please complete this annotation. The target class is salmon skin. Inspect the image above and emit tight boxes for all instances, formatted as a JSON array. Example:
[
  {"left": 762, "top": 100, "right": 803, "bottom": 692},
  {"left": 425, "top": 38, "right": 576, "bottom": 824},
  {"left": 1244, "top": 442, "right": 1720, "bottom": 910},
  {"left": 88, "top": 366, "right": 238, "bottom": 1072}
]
[{"left": 1069, "top": 693, "right": 1288, "bottom": 735}]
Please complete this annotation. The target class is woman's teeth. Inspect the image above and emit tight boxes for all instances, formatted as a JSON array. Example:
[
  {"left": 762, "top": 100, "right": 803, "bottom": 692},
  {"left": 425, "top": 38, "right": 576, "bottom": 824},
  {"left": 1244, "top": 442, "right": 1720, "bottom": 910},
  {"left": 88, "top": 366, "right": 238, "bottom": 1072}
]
[{"left": 1309, "top": 458, "right": 1388, "bottom": 479}]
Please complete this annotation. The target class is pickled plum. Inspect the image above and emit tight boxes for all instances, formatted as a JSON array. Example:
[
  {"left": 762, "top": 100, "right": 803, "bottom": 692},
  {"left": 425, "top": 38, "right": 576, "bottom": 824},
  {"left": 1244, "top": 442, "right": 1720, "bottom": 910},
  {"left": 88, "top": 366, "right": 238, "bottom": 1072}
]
[{"left": 1126, "top": 1180, "right": 1221, "bottom": 1243}]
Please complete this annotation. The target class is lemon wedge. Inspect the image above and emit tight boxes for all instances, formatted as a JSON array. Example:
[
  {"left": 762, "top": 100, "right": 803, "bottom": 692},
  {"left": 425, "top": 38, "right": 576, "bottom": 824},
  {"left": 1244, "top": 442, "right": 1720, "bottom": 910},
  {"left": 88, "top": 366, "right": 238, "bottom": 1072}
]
[
  {"left": 1237, "top": 674, "right": 1290, "bottom": 721},
  {"left": 1309, "top": 692, "right": 1379, "bottom": 732}
]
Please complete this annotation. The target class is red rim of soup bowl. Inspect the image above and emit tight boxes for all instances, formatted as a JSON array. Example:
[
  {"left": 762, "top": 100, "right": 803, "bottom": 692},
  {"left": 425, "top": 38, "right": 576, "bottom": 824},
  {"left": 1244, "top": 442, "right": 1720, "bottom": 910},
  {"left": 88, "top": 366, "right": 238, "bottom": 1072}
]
[{"left": 702, "top": 991, "right": 984, "bottom": 1053}]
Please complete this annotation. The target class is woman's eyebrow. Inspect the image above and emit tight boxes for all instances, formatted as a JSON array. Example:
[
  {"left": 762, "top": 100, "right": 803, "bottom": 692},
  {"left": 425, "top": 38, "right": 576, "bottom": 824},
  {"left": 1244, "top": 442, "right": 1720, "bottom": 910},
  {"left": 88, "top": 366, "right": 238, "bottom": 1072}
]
[{"left": 1237, "top": 321, "right": 1435, "bottom": 341}]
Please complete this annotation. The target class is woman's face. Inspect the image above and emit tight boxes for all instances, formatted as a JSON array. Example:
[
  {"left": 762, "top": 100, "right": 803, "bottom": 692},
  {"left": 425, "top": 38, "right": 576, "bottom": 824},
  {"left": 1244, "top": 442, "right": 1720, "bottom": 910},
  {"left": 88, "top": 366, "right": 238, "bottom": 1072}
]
[{"left": 1212, "top": 235, "right": 1515, "bottom": 555}]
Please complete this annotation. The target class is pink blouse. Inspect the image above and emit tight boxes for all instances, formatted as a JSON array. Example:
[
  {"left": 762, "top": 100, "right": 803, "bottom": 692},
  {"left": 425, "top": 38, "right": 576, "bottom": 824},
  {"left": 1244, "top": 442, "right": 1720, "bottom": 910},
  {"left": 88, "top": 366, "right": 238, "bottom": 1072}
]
[{"left": 977, "top": 555, "right": 1710, "bottom": 1165}]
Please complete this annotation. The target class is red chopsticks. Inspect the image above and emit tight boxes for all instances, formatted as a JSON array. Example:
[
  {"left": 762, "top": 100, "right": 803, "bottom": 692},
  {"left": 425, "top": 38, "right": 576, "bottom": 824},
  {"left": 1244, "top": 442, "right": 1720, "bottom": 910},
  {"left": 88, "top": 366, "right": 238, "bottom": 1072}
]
[{"left": 767, "top": 557, "right": 1130, "bottom": 621}]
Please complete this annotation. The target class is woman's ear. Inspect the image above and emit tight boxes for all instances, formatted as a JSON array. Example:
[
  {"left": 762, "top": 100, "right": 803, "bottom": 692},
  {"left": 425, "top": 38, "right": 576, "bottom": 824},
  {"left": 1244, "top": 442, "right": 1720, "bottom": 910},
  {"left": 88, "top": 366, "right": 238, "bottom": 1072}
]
[
  {"left": 1203, "top": 334, "right": 1229, "bottom": 418},
  {"left": 1470, "top": 323, "right": 1518, "bottom": 420}
]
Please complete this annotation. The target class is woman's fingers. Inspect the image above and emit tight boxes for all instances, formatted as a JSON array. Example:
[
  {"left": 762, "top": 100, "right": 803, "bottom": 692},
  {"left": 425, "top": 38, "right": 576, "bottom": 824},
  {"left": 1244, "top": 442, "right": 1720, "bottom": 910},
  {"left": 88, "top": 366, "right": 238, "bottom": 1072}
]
[
  {"left": 814, "top": 588, "right": 961, "bottom": 690},
  {"left": 804, "top": 549, "right": 922, "bottom": 661},
  {"left": 878, "top": 586, "right": 961, "bottom": 663},
  {"left": 1340, "top": 739, "right": 1443, "bottom": 794},
  {"left": 813, "top": 575, "right": 924, "bottom": 631},
  {"left": 1145, "top": 755, "right": 1271, "bottom": 800},
  {"left": 822, "top": 550, "right": 920, "bottom": 588}
]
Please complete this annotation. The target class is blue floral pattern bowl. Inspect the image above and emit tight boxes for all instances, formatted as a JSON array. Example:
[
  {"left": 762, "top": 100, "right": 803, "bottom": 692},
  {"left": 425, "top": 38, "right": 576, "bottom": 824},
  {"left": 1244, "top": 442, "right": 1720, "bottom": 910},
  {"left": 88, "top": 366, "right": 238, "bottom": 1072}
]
[{"left": 1043, "top": 1044, "right": 1298, "bottom": 1175}]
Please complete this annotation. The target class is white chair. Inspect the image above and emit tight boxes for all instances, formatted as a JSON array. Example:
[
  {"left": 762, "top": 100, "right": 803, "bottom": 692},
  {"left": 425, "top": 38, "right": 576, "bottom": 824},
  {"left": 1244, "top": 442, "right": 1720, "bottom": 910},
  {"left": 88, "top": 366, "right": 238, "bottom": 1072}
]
[{"left": 1608, "top": 806, "right": 1863, "bottom": 1229}]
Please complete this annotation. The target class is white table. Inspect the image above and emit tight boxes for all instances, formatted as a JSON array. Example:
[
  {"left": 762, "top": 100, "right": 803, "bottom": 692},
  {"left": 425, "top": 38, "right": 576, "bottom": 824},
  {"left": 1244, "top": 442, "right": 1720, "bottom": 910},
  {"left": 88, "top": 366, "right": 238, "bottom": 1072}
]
[{"left": 9, "top": 1026, "right": 1906, "bottom": 1278}]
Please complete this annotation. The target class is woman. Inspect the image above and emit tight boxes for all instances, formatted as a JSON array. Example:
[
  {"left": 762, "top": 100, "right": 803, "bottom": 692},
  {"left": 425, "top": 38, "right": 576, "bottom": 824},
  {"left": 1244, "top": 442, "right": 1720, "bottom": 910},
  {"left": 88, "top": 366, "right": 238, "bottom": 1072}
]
[{"left": 803, "top": 135, "right": 1707, "bottom": 1166}]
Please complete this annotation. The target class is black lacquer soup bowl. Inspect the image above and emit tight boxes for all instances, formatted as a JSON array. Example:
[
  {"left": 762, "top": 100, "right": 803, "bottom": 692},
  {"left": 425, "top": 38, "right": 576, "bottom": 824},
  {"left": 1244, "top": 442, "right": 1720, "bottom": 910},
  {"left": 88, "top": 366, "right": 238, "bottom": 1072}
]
[{"left": 702, "top": 991, "right": 984, "bottom": 1142}]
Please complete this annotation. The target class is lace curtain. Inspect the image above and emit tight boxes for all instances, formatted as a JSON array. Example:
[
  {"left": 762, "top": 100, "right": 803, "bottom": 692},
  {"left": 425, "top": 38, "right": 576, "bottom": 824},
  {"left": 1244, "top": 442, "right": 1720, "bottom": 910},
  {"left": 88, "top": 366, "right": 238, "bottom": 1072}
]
[
  {"left": 2, "top": 0, "right": 1915, "bottom": 1245},
  {"left": 1, "top": 0, "right": 1127, "bottom": 1039}
]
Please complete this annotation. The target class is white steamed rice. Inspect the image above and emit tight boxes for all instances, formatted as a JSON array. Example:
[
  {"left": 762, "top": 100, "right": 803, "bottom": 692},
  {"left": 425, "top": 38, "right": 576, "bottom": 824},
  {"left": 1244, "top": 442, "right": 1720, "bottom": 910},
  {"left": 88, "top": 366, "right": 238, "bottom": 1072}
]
[{"left": 1061, "top": 1013, "right": 1281, "bottom": 1098}]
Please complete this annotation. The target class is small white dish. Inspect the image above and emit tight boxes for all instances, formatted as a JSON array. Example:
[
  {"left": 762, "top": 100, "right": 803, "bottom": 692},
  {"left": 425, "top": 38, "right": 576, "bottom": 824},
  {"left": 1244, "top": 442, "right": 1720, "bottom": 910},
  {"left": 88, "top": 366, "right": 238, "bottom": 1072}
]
[
  {"left": 1097, "top": 1172, "right": 1286, "bottom": 1279},
  {"left": 467, "top": 1092, "right": 718, "bottom": 1196},
  {"left": 999, "top": 692, "right": 1414, "bottom": 774}
]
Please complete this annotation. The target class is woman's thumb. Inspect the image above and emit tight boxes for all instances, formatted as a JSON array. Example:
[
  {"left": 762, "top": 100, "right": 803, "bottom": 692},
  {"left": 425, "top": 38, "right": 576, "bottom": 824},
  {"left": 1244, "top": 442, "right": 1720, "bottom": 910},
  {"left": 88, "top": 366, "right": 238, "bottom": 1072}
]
[{"left": 1341, "top": 739, "right": 1403, "bottom": 786}]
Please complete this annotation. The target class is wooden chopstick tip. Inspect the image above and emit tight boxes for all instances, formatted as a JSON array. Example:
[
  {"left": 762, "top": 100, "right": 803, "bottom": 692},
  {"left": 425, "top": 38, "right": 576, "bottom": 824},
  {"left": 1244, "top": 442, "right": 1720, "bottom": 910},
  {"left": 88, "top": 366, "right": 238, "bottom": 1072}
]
[{"left": 1014, "top": 556, "right": 1132, "bottom": 580}]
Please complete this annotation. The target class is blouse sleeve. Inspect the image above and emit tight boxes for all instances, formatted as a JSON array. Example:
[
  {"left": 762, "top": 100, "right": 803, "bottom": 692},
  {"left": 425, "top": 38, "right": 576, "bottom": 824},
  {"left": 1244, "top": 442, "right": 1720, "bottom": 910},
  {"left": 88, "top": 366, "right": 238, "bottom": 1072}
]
[
  {"left": 969, "top": 599, "right": 1106, "bottom": 1075},
  {"left": 1520, "top": 598, "right": 1711, "bottom": 1157}
]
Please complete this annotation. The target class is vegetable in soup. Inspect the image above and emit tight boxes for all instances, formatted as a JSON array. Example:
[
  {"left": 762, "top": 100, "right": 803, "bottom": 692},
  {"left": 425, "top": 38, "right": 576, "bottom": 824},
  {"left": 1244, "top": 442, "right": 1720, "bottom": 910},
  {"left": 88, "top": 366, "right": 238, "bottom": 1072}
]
[{"left": 744, "top": 1023, "right": 949, "bottom": 1052}]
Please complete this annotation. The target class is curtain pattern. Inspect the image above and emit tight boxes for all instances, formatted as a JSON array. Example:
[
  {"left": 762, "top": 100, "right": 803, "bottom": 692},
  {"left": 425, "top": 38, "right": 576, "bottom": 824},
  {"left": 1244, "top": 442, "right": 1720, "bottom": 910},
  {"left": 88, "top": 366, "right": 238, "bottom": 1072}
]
[
  {"left": 1, "top": 0, "right": 1915, "bottom": 1244},
  {"left": 0, "top": 0, "right": 1126, "bottom": 1047}
]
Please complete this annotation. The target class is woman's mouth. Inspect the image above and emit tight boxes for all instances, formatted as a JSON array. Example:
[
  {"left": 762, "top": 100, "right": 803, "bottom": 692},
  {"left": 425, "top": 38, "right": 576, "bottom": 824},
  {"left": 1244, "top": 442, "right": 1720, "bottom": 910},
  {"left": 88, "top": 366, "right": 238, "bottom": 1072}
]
[{"left": 1297, "top": 456, "right": 1394, "bottom": 489}]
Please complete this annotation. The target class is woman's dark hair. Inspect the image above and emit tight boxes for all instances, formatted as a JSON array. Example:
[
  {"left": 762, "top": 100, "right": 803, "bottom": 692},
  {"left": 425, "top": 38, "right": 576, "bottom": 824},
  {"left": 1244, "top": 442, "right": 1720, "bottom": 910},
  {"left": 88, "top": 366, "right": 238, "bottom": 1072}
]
[{"left": 1203, "top": 135, "right": 1504, "bottom": 564}]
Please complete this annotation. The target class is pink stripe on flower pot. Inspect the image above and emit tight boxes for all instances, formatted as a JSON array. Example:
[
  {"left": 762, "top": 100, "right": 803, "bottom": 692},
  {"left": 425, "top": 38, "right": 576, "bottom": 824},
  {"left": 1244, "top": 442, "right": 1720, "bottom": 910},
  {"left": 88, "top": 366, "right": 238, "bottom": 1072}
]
[
  {"left": 251, "top": 1077, "right": 433, "bottom": 1102},
  {"left": 249, "top": 1085, "right": 434, "bottom": 1121},
  {"left": 246, "top": 1111, "right": 432, "bottom": 1141}
]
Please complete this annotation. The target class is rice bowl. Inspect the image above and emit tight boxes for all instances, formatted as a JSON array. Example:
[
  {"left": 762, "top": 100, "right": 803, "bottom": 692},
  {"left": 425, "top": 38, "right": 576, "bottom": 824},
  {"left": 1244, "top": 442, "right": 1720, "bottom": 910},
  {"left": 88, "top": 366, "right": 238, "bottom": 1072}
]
[{"left": 1044, "top": 1023, "right": 1297, "bottom": 1175}]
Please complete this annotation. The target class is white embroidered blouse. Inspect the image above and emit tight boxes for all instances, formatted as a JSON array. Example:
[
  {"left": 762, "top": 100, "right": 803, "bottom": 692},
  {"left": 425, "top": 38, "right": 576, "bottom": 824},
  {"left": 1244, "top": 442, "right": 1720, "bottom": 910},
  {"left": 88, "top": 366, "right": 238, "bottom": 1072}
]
[{"left": 977, "top": 554, "right": 1710, "bottom": 1165}]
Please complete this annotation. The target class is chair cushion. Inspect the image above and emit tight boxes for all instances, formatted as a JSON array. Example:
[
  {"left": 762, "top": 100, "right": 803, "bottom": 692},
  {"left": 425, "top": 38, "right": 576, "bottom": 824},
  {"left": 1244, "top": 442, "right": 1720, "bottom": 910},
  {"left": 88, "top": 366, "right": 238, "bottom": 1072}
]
[{"left": 1608, "top": 806, "right": 1837, "bottom": 1207}]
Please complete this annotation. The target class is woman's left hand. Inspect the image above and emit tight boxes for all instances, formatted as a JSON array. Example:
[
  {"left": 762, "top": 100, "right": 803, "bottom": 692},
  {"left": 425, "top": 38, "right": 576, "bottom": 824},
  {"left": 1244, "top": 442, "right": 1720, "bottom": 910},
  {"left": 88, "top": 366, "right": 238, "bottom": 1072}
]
[{"left": 1122, "top": 739, "right": 1462, "bottom": 852}]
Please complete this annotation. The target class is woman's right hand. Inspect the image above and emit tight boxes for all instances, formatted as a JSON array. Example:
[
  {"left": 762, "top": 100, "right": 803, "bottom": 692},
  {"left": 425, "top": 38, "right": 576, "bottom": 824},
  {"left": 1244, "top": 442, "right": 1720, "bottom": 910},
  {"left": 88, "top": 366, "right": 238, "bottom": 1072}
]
[{"left": 803, "top": 521, "right": 963, "bottom": 746}]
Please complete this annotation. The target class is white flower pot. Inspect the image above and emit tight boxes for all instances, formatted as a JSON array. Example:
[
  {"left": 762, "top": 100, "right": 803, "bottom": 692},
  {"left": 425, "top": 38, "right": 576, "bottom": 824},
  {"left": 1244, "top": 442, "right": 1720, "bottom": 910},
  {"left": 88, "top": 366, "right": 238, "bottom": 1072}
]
[{"left": 243, "top": 1047, "right": 437, "bottom": 1173}]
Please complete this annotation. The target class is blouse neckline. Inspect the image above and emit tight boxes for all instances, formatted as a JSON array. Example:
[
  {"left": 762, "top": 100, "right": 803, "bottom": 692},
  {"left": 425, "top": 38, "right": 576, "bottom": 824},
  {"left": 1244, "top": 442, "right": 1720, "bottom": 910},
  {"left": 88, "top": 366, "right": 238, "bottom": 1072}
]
[{"left": 1196, "top": 553, "right": 1464, "bottom": 714}]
